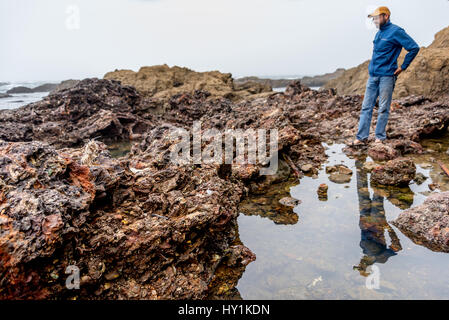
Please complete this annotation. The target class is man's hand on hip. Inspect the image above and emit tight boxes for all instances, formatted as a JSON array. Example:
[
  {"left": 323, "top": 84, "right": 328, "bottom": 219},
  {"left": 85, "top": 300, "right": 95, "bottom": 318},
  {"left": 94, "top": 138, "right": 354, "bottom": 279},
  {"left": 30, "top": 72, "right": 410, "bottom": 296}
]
[{"left": 394, "top": 67, "right": 403, "bottom": 76}]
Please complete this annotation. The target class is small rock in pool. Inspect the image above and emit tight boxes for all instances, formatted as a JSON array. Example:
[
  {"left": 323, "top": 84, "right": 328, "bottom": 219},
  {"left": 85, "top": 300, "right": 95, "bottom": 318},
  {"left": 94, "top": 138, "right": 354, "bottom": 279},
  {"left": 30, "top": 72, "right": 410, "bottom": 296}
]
[
  {"left": 301, "top": 164, "right": 313, "bottom": 173},
  {"left": 420, "top": 163, "right": 433, "bottom": 169},
  {"left": 428, "top": 183, "right": 439, "bottom": 191},
  {"left": 414, "top": 172, "right": 427, "bottom": 185},
  {"left": 279, "top": 197, "right": 301, "bottom": 208},
  {"left": 317, "top": 184, "right": 328, "bottom": 200},
  {"left": 363, "top": 161, "right": 378, "bottom": 172},
  {"left": 326, "top": 164, "right": 353, "bottom": 184},
  {"left": 325, "top": 166, "right": 337, "bottom": 174}
]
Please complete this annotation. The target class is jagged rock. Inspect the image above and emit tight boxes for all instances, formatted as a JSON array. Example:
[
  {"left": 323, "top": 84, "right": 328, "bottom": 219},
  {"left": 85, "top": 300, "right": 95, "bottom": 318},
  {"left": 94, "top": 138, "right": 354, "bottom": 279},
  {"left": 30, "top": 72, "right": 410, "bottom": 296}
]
[
  {"left": 50, "top": 80, "right": 80, "bottom": 94},
  {"left": 394, "top": 95, "right": 431, "bottom": 107},
  {"left": 1, "top": 69, "right": 449, "bottom": 299},
  {"left": 233, "top": 80, "right": 272, "bottom": 94},
  {"left": 392, "top": 192, "right": 449, "bottom": 252},
  {"left": 371, "top": 158, "right": 416, "bottom": 186},
  {"left": 368, "top": 143, "right": 399, "bottom": 161},
  {"left": 0, "top": 93, "right": 12, "bottom": 99},
  {"left": 279, "top": 197, "right": 301, "bottom": 208},
  {"left": 0, "top": 78, "right": 155, "bottom": 148},
  {"left": 284, "top": 80, "right": 310, "bottom": 96},
  {"left": 0, "top": 140, "right": 253, "bottom": 299},
  {"left": 327, "top": 164, "right": 352, "bottom": 184}
]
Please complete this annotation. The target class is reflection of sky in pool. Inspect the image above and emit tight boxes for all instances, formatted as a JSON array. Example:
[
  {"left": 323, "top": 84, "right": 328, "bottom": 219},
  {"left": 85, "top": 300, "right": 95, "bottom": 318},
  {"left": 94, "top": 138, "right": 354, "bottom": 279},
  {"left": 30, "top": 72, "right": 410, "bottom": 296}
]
[{"left": 237, "top": 141, "right": 449, "bottom": 299}]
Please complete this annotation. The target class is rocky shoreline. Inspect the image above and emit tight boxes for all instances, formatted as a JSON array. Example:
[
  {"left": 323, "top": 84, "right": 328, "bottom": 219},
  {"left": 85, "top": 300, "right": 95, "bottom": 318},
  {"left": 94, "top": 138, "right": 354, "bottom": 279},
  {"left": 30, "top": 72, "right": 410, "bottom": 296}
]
[{"left": 1, "top": 67, "right": 449, "bottom": 298}]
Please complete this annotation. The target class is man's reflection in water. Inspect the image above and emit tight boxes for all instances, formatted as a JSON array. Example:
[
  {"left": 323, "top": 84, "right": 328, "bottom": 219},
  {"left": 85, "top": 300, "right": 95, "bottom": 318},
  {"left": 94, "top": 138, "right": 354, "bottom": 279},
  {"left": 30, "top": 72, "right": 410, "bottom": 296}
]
[{"left": 353, "top": 160, "right": 402, "bottom": 277}]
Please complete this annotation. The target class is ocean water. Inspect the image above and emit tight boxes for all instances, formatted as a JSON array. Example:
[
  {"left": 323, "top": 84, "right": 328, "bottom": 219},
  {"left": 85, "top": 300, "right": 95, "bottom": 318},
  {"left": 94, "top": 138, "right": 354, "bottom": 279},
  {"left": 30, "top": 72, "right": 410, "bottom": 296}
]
[{"left": 0, "top": 81, "right": 56, "bottom": 110}]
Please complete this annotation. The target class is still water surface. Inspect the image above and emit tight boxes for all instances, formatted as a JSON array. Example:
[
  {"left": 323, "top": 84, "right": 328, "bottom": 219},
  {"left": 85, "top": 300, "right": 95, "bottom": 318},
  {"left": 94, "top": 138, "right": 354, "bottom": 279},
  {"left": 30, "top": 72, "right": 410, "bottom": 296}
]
[{"left": 237, "top": 140, "right": 449, "bottom": 299}]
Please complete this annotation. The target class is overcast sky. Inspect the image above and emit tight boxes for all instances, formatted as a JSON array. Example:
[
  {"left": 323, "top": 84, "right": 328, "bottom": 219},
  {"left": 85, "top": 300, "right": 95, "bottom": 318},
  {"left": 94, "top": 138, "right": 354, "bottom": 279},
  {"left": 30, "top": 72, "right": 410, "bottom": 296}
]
[{"left": 1, "top": 0, "right": 448, "bottom": 82}]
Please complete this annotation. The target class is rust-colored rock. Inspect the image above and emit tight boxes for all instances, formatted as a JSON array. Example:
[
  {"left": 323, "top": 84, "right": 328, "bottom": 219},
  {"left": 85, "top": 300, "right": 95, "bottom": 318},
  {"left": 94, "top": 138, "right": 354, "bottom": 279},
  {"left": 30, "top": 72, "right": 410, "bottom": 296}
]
[
  {"left": 0, "top": 78, "right": 155, "bottom": 148},
  {"left": 371, "top": 158, "right": 416, "bottom": 186},
  {"left": 0, "top": 140, "right": 253, "bottom": 299},
  {"left": 1, "top": 72, "right": 449, "bottom": 300}
]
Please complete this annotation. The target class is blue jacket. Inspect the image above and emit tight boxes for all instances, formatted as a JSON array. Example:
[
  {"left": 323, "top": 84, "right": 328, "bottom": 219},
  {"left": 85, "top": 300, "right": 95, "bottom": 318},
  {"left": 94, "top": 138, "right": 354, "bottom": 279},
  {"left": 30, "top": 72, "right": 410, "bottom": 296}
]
[{"left": 368, "top": 21, "right": 420, "bottom": 77}]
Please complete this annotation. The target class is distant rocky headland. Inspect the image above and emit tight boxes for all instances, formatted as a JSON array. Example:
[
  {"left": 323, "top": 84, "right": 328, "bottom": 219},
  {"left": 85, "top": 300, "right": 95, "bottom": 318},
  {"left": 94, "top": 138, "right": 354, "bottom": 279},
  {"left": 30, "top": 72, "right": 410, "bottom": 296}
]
[
  {"left": 234, "top": 68, "right": 345, "bottom": 89},
  {"left": 1, "top": 80, "right": 80, "bottom": 96}
]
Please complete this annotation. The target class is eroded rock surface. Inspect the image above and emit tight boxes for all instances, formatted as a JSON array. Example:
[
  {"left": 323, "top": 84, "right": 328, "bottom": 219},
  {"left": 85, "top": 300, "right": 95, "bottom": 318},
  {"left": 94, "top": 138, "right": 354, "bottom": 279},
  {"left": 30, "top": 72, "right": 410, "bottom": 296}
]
[
  {"left": 0, "top": 140, "right": 253, "bottom": 299},
  {"left": 0, "top": 79, "right": 155, "bottom": 148},
  {"left": 371, "top": 158, "right": 416, "bottom": 186},
  {"left": 104, "top": 64, "right": 272, "bottom": 101},
  {"left": 392, "top": 192, "right": 449, "bottom": 252},
  {"left": 1, "top": 74, "right": 449, "bottom": 299}
]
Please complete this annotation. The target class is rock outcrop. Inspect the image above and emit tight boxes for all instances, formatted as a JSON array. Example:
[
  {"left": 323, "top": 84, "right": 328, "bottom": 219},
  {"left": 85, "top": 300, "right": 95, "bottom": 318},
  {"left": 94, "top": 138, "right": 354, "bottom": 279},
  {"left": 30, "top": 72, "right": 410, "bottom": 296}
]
[
  {"left": 325, "top": 25, "right": 449, "bottom": 99},
  {"left": 0, "top": 78, "right": 155, "bottom": 148},
  {"left": 0, "top": 139, "right": 255, "bottom": 299},
  {"left": 392, "top": 192, "right": 449, "bottom": 252},
  {"left": 104, "top": 64, "right": 272, "bottom": 101},
  {"left": 50, "top": 80, "right": 80, "bottom": 94}
]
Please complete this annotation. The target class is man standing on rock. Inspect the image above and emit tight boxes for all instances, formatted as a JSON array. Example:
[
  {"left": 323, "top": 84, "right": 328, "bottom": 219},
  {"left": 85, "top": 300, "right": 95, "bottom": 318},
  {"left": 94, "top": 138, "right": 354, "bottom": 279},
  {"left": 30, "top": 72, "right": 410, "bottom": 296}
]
[{"left": 352, "top": 6, "right": 420, "bottom": 146}]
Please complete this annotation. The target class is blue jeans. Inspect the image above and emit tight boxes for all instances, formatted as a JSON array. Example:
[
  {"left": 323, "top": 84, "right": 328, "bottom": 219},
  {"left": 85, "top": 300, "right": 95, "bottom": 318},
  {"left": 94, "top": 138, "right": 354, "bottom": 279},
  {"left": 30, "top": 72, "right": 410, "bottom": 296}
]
[{"left": 356, "top": 76, "right": 396, "bottom": 141}]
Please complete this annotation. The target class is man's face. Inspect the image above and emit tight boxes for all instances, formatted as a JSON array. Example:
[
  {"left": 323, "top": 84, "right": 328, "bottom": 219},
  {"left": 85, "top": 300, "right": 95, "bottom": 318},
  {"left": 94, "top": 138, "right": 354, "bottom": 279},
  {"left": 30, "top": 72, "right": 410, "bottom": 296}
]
[{"left": 372, "top": 14, "right": 389, "bottom": 29}]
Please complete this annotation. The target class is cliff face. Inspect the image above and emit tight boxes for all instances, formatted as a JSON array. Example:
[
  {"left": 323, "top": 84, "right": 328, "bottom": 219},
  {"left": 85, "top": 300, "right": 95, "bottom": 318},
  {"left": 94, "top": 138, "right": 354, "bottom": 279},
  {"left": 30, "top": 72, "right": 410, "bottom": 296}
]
[
  {"left": 104, "top": 64, "right": 272, "bottom": 101},
  {"left": 325, "top": 25, "right": 449, "bottom": 99}
]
